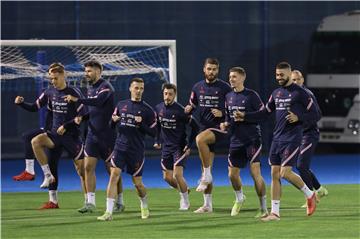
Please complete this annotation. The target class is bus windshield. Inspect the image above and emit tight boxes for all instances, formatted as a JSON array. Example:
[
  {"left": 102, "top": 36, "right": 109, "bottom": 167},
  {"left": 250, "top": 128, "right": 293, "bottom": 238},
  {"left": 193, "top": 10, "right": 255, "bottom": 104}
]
[{"left": 307, "top": 32, "right": 360, "bottom": 74}]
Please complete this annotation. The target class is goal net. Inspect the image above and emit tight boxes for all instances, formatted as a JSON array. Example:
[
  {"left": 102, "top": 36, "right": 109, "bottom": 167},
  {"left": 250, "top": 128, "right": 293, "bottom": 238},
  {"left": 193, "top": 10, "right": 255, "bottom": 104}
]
[{"left": 0, "top": 40, "right": 176, "bottom": 145}]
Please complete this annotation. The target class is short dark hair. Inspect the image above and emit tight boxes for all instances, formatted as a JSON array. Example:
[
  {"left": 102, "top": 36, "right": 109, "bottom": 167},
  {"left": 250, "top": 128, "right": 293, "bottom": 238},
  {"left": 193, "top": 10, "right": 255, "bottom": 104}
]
[
  {"left": 162, "top": 83, "right": 177, "bottom": 93},
  {"left": 204, "top": 58, "right": 219, "bottom": 67},
  {"left": 48, "top": 62, "right": 65, "bottom": 74},
  {"left": 276, "top": 61, "right": 291, "bottom": 70},
  {"left": 130, "top": 77, "right": 144, "bottom": 86},
  {"left": 229, "top": 67, "right": 246, "bottom": 76},
  {"left": 84, "top": 60, "right": 103, "bottom": 72}
]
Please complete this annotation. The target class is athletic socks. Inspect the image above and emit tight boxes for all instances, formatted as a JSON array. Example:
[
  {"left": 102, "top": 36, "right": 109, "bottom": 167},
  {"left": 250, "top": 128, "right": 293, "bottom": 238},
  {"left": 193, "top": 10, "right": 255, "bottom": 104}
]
[
  {"left": 140, "top": 196, "right": 148, "bottom": 209},
  {"left": 301, "top": 184, "right": 314, "bottom": 198},
  {"left": 117, "top": 192, "right": 124, "bottom": 205},
  {"left": 234, "top": 190, "right": 244, "bottom": 202},
  {"left": 87, "top": 192, "right": 96, "bottom": 206},
  {"left": 260, "top": 195, "right": 267, "bottom": 211},
  {"left": 204, "top": 194, "right": 212, "bottom": 208},
  {"left": 49, "top": 190, "right": 58, "bottom": 204},
  {"left": 106, "top": 198, "right": 115, "bottom": 214},
  {"left": 271, "top": 200, "right": 280, "bottom": 216},
  {"left": 41, "top": 164, "right": 51, "bottom": 176},
  {"left": 25, "top": 159, "right": 35, "bottom": 175}
]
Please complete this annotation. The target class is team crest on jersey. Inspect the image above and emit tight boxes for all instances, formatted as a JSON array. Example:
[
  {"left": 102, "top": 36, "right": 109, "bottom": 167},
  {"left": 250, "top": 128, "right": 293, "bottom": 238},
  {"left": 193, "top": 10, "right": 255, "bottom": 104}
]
[
  {"left": 121, "top": 105, "right": 128, "bottom": 112},
  {"left": 276, "top": 91, "right": 282, "bottom": 97},
  {"left": 242, "top": 100, "right": 245, "bottom": 104},
  {"left": 200, "top": 86, "right": 205, "bottom": 94}
]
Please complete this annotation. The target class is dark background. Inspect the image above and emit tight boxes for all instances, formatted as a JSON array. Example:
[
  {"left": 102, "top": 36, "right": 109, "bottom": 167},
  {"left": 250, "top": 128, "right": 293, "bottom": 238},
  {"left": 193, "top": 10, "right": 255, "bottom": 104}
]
[{"left": 2, "top": 1, "right": 359, "bottom": 158}]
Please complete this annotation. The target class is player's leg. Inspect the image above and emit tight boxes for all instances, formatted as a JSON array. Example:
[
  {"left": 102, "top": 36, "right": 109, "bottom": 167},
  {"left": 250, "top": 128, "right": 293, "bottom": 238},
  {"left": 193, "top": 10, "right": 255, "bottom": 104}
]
[
  {"left": 250, "top": 162, "right": 268, "bottom": 218},
  {"left": 227, "top": 148, "right": 246, "bottom": 216},
  {"left": 296, "top": 140, "right": 314, "bottom": 190},
  {"left": 163, "top": 169, "right": 178, "bottom": 189},
  {"left": 299, "top": 139, "right": 328, "bottom": 201},
  {"left": 31, "top": 132, "right": 56, "bottom": 188},
  {"left": 133, "top": 176, "right": 149, "bottom": 219},
  {"left": 13, "top": 129, "right": 44, "bottom": 181},
  {"left": 195, "top": 129, "right": 216, "bottom": 189},
  {"left": 279, "top": 144, "right": 316, "bottom": 216},
  {"left": 194, "top": 151, "right": 214, "bottom": 213},
  {"left": 39, "top": 147, "right": 61, "bottom": 209},
  {"left": 129, "top": 152, "right": 148, "bottom": 219},
  {"left": 261, "top": 142, "right": 281, "bottom": 222},
  {"left": 174, "top": 166, "right": 190, "bottom": 210},
  {"left": 80, "top": 156, "right": 98, "bottom": 212},
  {"left": 97, "top": 166, "right": 121, "bottom": 221},
  {"left": 246, "top": 142, "right": 268, "bottom": 218},
  {"left": 105, "top": 160, "right": 125, "bottom": 213}
]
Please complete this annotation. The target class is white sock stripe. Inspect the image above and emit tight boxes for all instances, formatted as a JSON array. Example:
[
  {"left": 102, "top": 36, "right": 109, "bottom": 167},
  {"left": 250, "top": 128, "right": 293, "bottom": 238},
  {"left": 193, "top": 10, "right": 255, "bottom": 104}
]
[
  {"left": 250, "top": 144, "right": 262, "bottom": 163},
  {"left": 300, "top": 143, "right": 313, "bottom": 155},
  {"left": 133, "top": 158, "right": 145, "bottom": 177},
  {"left": 74, "top": 144, "right": 84, "bottom": 160},
  {"left": 281, "top": 147, "right": 299, "bottom": 167}
]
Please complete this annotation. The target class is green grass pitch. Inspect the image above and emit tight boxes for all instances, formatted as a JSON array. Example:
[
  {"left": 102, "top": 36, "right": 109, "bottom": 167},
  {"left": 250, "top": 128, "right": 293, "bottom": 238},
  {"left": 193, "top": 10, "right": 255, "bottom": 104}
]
[{"left": 2, "top": 184, "right": 359, "bottom": 239}]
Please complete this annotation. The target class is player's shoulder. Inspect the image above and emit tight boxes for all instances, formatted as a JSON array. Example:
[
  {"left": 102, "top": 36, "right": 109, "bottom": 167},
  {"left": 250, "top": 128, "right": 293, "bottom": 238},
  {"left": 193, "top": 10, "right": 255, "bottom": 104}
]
[
  {"left": 226, "top": 91, "right": 235, "bottom": 98},
  {"left": 217, "top": 79, "right": 231, "bottom": 88},
  {"left": 173, "top": 101, "right": 185, "bottom": 110},
  {"left": 245, "top": 88, "right": 261, "bottom": 98},
  {"left": 192, "top": 80, "right": 205, "bottom": 89},
  {"left": 155, "top": 102, "right": 164, "bottom": 111},
  {"left": 116, "top": 99, "right": 128, "bottom": 107},
  {"left": 100, "top": 79, "right": 115, "bottom": 91},
  {"left": 142, "top": 100, "right": 156, "bottom": 112}
]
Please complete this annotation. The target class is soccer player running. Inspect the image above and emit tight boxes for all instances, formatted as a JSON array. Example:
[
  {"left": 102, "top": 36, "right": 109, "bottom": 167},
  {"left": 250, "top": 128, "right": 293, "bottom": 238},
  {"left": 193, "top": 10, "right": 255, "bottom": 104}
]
[
  {"left": 184, "top": 58, "right": 232, "bottom": 213},
  {"left": 13, "top": 81, "right": 53, "bottom": 181},
  {"left": 64, "top": 60, "right": 125, "bottom": 214},
  {"left": 238, "top": 62, "right": 318, "bottom": 221},
  {"left": 30, "top": 63, "right": 88, "bottom": 208},
  {"left": 97, "top": 77, "right": 157, "bottom": 221},
  {"left": 291, "top": 70, "right": 328, "bottom": 207},
  {"left": 220, "top": 67, "right": 268, "bottom": 218},
  {"left": 154, "top": 83, "right": 199, "bottom": 210}
]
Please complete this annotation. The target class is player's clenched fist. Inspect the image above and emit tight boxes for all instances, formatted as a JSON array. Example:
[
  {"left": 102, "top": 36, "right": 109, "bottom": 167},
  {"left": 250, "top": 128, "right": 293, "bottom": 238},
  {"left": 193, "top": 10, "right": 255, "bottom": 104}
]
[{"left": 14, "top": 96, "right": 24, "bottom": 104}]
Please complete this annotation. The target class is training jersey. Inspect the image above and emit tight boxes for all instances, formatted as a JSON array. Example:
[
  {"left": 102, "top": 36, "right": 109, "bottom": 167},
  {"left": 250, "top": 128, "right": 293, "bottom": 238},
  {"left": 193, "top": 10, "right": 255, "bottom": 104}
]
[
  {"left": 111, "top": 99, "right": 157, "bottom": 153},
  {"left": 19, "top": 90, "right": 53, "bottom": 131},
  {"left": 225, "top": 88, "right": 263, "bottom": 148},
  {"left": 77, "top": 79, "right": 115, "bottom": 136},
  {"left": 155, "top": 101, "right": 199, "bottom": 149},
  {"left": 188, "top": 79, "right": 232, "bottom": 130},
  {"left": 302, "top": 86, "right": 321, "bottom": 139},
  {"left": 245, "top": 83, "right": 317, "bottom": 143},
  {"left": 20, "top": 86, "right": 87, "bottom": 137}
]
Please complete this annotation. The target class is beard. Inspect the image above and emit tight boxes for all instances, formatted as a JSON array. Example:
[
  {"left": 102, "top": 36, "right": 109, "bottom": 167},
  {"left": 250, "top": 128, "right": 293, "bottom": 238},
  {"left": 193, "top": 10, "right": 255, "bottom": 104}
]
[
  {"left": 85, "top": 75, "right": 96, "bottom": 85},
  {"left": 277, "top": 76, "right": 290, "bottom": 86},
  {"left": 205, "top": 72, "right": 218, "bottom": 82}
]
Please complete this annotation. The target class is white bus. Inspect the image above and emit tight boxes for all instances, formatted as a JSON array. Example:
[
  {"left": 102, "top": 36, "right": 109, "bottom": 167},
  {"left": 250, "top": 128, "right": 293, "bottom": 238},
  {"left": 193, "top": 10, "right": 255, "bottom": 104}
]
[{"left": 306, "top": 10, "right": 360, "bottom": 144}]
